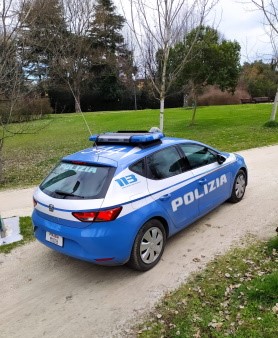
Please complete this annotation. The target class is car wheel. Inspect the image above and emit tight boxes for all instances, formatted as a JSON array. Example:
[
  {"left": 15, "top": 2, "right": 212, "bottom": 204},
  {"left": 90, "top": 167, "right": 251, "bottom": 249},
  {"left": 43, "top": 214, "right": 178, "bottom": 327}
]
[
  {"left": 228, "top": 169, "right": 246, "bottom": 203},
  {"left": 128, "top": 219, "right": 166, "bottom": 271}
]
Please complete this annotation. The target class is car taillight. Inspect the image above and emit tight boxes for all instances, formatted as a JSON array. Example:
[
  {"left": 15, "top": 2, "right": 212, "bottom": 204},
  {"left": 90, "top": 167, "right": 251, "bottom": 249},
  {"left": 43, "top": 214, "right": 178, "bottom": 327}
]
[
  {"left": 72, "top": 211, "right": 97, "bottom": 222},
  {"left": 95, "top": 207, "right": 122, "bottom": 222},
  {"left": 72, "top": 207, "right": 122, "bottom": 222}
]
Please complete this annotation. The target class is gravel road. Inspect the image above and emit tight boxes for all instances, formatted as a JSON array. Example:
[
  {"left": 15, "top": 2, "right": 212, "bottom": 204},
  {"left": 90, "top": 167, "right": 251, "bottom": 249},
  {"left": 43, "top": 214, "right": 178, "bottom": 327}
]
[{"left": 1, "top": 145, "right": 278, "bottom": 338}]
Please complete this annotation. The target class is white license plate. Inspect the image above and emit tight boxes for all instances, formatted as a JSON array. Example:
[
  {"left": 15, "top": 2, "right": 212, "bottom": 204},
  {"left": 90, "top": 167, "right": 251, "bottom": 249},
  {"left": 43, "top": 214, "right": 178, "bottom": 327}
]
[{"left": 46, "top": 232, "right": 63, "bottom": 247}]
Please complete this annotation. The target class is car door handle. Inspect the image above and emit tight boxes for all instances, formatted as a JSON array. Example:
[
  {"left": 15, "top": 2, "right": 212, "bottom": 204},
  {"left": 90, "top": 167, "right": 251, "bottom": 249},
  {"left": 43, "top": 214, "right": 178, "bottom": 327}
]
[
  {"left": 160, "top": 194, "right": 171, "bottom": 201},
  {"left": 198, "top": 178, "right": 207, "bottom": 185}
]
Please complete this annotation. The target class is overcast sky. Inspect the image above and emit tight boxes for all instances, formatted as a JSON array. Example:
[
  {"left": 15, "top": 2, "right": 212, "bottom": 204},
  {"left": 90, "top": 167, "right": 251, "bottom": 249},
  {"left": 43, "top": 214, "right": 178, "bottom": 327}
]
[
  {"left": 212, "top": 0, "right": 273, "bottom": 63},
  {"left": 116, "top": 0, "right": 273, "bottom": 64}
]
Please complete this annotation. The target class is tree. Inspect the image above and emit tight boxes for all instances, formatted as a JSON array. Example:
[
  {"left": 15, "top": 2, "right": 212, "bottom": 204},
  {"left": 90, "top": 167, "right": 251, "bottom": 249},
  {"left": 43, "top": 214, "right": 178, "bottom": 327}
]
[
  {"left": 246, "top": 0, "right": 278, "bottom": 122},
  {"left": 169, "top": 26, "right": 241, "bottom": 124},
  {"left": 18, "top": 0, "right": 67, "bottom": 95},
  {"left": 88, "top": 0, "right": 133, "bottom": 103},
  {"left": 247, "top": 1, "right": 278, "bottom": 40},
  {"left": 90, "top": 0, "right": 125, "bottom": 53},
  {"left": 48, "top": 0, "right": 96, "bottom": 113},
  {"left": 122, "top": 0, "right": 218, "bottom": 131},
  {"left": 1, "top": 0, "right": 52, "bottom": 183},
  {"left": 20, "top": 0, "right": 96, "bottom": 113},
  {"left": 240, "top": 60, "right": 278, "bottom": 98},
  {"left": 0, "top": 0, "right": 32, "bottom": 181}
]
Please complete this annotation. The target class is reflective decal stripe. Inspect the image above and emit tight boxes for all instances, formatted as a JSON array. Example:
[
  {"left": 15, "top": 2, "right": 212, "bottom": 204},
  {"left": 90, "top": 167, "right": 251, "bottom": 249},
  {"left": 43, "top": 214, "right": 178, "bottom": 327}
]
[{"left": 34, "top": 156, "right": 237, "bottom": 221}]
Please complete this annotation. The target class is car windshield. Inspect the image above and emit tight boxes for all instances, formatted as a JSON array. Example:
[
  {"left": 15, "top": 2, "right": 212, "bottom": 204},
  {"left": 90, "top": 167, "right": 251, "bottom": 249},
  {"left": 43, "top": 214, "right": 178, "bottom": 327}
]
[{"left": 40, "top": 162, "right": 115, "bottom": 199}]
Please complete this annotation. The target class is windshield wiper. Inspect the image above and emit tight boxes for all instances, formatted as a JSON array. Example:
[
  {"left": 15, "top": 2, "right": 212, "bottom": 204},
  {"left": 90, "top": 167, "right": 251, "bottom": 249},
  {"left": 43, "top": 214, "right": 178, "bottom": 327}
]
[{"left": 55, "top": 190, "right": 84, "bottom": 199}]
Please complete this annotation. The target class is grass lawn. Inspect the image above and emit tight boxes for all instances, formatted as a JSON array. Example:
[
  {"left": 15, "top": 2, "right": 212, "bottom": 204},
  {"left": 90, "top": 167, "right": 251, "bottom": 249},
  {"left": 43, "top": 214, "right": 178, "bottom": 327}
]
[
  {"left": 135, "top": 236, "right": 278, "bottom": 338},
  {"left": 1, "top": 103, "right": 278, "bottom": 189}
]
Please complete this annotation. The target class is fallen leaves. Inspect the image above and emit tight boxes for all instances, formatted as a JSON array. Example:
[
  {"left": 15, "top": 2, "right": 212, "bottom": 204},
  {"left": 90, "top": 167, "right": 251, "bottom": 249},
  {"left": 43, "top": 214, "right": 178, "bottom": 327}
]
[
  {"left": 135, "top": 238, "right": 278, "bottom": 338},
  {"left": 208, "top": 320, "right": 223, "bottom": 331},
  {"left": 193, "top": 257, "right": 201, "bottom": 262}
]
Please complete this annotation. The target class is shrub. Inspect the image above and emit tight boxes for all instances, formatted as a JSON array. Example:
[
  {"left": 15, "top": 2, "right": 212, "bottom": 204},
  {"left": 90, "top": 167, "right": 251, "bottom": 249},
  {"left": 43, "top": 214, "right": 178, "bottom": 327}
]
[
  {"left": 264, "top": 120, "right": 278, "bottom": 128},
  {"left": 0, "top": 97, "right": 52, "bottom": 123},
  {"left": 196, "top": 86, "right": 249, "bottom": 106}
]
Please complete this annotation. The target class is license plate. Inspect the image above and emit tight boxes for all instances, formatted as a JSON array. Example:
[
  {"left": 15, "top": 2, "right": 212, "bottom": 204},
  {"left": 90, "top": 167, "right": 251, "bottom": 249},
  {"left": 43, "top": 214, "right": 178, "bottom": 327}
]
[{"left": 46, "top": 232, "right": 63, "bottom": 247}]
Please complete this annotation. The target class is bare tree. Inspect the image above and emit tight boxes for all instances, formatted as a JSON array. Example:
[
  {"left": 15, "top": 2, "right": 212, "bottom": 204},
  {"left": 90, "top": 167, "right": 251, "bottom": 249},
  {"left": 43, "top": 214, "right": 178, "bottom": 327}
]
[
  {"left": 45, "top": 0, "right": 95, "bottom": 113},
  {"left": 246, "top": 0, "right": 278, "bottom": 122},
  {"left": 247, "top": 1, "right": 278, "bottom": 37},
  {"left": 18, "top": 0, "right": 96, "bottom": 114},
  {"left": 121, "top": 0, "right": 218, "bottom": 131},
  {"left": 0, "top": 0, "right": 34, "bottom": 181}
]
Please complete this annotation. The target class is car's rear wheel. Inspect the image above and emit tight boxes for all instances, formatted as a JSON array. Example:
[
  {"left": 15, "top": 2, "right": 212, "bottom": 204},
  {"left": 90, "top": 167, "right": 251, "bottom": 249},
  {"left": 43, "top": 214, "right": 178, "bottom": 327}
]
[
  {"left": 228, "top": 169, "right": 246, "bottom": 203},
  {"left": 128, "top": 219, "right": 166, "bottom": 271}
]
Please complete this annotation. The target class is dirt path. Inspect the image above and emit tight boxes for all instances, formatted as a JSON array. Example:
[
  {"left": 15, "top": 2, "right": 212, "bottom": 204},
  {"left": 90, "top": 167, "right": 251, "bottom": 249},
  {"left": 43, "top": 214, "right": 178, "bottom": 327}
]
[
  {"left": 0, "top": 187, "right": 34, "bottom": 218},
  {"left": 1, "top": 145, "right": 278, "bottom": 338}
]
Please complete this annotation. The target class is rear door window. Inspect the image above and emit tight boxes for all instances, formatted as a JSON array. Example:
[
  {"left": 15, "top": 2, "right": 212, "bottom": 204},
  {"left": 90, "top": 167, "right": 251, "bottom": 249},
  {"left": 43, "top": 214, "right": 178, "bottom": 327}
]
[
  {"left": 146, "top": 146, "right": 183, "bottom": 180},
  {"left": 130, "top": 159, "right": 146, "bottom": 177},
  {"left": 40, "top": 162, "right": 115, "bottom": 199}
]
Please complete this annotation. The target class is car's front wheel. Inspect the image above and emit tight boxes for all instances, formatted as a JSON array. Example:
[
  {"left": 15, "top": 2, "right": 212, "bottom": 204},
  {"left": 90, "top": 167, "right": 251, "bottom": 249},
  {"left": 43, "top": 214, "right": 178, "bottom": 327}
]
[
  {"left": 128, "top": 219, "right": 166, "bottom": 271},
  {"left": 228, "top": 169, "right": 247, "bottom": 203}
]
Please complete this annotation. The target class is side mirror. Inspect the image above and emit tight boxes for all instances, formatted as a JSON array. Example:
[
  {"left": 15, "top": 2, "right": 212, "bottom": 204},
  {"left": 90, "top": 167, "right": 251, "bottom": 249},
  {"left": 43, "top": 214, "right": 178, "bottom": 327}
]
[{"left": 217, "top": 154, "right": 226, "bottom": 165}]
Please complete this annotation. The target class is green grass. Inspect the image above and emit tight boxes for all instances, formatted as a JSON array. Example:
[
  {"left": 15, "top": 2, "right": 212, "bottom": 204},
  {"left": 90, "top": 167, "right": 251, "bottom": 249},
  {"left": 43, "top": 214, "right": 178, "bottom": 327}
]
[
  {"left": 1, "top": 104, "right": 278, "bottom": 189},
  {"left": 0, "top": 217, "right": 34, "bottom": 253},
  {"left": 135, "top": 236, "right": 278, "bottom": 338}
]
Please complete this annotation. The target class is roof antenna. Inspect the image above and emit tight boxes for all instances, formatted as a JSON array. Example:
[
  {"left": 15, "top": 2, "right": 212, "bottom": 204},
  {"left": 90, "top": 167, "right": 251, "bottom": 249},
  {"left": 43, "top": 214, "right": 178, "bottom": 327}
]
[
  {"left": 68, "top": 86, "right": 97, "bottom": 148},
  {"left": 68, "top": 85, "right": 92, "bottom": 136},
  {"left": 78, "top": 104, "right": 92, "bottom": 136}
]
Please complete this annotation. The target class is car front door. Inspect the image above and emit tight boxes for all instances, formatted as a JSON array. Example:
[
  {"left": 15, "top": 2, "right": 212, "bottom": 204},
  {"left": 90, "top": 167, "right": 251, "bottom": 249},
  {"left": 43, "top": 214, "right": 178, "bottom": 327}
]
[{"left": 178, "top": 144, "right": 231, "bottom": 216}]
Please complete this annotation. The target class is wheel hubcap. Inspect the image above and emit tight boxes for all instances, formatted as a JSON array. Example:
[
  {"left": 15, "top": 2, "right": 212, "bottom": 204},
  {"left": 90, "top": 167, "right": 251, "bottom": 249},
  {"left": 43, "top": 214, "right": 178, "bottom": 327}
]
[
  {"left": 140, "top": 227, "right": 164, "bottom": 264},
  {"left": 235, "top": 174, "right": 246, "bottom": 198}
]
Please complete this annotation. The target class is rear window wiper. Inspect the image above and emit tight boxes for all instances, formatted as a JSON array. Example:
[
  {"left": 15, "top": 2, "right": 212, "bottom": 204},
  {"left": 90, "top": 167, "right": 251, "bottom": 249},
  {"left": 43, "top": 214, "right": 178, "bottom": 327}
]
[{"left": 55, "top": 190, "right": 84, "bottom": 199}]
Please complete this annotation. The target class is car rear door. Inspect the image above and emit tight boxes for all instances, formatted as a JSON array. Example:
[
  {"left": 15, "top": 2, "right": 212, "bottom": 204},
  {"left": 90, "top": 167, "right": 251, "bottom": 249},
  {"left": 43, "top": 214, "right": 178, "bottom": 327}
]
[{"left": 146, "top": 146, "right": 199, "bottom": 230}]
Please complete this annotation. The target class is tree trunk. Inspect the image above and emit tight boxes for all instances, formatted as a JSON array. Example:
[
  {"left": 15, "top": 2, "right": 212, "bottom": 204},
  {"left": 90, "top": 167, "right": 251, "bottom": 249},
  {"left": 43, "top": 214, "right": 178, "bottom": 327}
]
[
  {"left": 74, "top": 91, "right": 81, "bottom": 113},
  {"left": 160, "top": 97, "right": 165, "bottom": 131},
  {"left": 190, "top": 92, "right": 197, "bottom": 125},
  {"left": 270, "top": 87, "right": 278, "bottom": 121},
  {"left": 159, "top": 35, "right": 170, "bottom": 132},
  {"left": 183, "top": 92, "right": 188, "bottom": 108}
]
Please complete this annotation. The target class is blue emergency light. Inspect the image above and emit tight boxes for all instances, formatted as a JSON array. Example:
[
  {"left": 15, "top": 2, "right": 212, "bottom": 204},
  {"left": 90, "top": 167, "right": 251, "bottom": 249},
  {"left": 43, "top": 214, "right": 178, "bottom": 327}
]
[{"left": 89, "top": 131, "right": 165, "bottom": 144}]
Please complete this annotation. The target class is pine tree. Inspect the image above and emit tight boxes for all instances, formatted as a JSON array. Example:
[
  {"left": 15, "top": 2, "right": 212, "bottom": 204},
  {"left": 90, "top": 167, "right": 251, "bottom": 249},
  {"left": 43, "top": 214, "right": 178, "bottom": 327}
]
[
  {"left": 90, "top": 0, "right": 125, "bottom": 54},
  {"left": 88, "top": 0, "right": 133, "bottom": 100},
  {"left": 18, "top": 0, "right": 67, "bottom": 92}
]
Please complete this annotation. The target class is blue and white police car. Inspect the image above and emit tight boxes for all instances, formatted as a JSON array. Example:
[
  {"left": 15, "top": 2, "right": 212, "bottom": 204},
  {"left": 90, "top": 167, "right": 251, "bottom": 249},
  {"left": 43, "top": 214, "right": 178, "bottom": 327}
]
[{"left": 32, "top": 130, "right": 247, "bottom": 271}]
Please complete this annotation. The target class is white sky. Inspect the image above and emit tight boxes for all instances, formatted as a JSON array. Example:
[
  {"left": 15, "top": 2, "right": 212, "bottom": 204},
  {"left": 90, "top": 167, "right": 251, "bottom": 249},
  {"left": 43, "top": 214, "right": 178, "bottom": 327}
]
[
  {"left": 115, "top": 0, "right": 274, "bottom": 64},
  {"left": 211, "top": 0, "right": 273, "bottom": 63}
]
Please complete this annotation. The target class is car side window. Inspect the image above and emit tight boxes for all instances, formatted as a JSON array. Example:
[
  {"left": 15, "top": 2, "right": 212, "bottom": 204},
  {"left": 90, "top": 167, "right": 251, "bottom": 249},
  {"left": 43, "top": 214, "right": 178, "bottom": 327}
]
[
  {"left": 130, "top": 159, "right": 145, "bottom": 177},
  {"left": 147, "top": 147, "right": 183, "bottom": 180},
  {"left": 180, "top": 144, "right": 217, "bottom": 169}
]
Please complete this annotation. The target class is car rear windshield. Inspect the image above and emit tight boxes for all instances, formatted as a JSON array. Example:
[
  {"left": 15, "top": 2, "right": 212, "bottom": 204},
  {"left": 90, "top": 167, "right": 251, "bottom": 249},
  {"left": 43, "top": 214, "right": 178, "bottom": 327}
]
[{"left": 40, "top": 162, "right": 115, "bottom": 199}]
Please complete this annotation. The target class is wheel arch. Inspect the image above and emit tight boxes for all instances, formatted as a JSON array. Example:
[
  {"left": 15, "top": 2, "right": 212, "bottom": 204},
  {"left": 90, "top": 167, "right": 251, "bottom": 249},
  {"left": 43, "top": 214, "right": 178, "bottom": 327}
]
[
  {"left": 149, "top": 216, "right": 169, "bottom": 238},
  {"left": 240, "top": 166, "right": 248, "bottom": 185}
]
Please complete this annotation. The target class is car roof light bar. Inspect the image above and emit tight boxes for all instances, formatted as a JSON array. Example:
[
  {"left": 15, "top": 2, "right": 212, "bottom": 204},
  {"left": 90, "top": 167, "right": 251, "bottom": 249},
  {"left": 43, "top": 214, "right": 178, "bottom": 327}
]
[{"left": 89, "top": 131, "right": 165, "bottom": 144}]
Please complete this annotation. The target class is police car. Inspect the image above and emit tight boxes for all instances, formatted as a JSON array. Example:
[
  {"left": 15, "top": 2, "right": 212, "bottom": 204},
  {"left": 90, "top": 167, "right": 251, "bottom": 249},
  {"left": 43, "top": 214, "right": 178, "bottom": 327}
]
[{"left": 32, "top": 130, "right": 247, "bottom": 271}]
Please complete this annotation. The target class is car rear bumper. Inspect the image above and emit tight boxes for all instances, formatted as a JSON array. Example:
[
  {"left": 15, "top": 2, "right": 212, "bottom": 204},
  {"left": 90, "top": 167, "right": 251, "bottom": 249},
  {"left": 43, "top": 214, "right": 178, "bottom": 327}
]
[{"left": 32, "top": 209, "right": 135, "bottom": 265}]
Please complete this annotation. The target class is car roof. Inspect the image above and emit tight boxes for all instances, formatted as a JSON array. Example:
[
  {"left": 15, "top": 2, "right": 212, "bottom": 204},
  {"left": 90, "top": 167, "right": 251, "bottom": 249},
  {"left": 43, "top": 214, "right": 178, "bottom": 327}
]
[{"left": 62, "top": 136, "right": 217, "bottom": 168}]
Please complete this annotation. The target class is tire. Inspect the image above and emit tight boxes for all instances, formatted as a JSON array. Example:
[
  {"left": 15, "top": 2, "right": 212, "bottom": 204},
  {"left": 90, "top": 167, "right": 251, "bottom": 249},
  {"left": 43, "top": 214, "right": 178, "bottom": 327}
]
[
  {"left": 228, "top": 169, "right": 246, "bottom": 203},
  {"left": 128, "top": 219, "right": 166, "bottom": 271}
]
